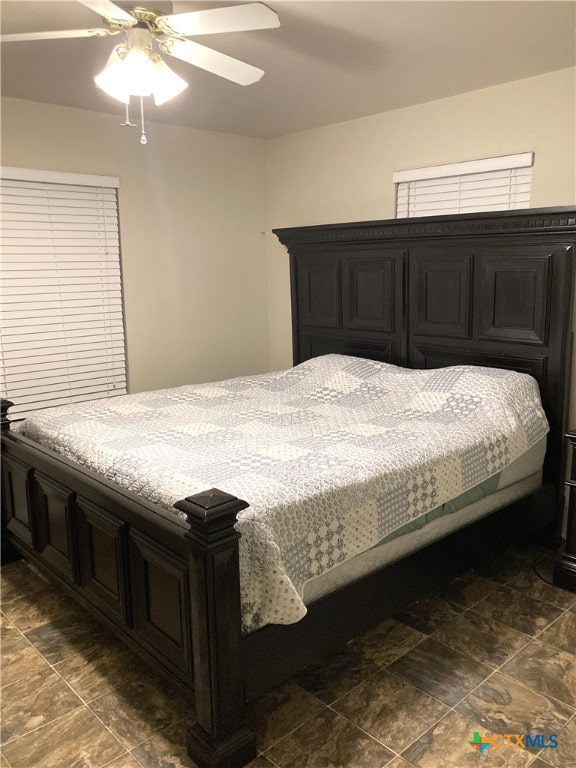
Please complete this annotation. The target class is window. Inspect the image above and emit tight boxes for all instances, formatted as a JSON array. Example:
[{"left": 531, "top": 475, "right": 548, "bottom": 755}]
[
  {"left": 394, "top": 152, "right": 533, "bottom": 218},
  {"left": 0, "top": 167, "right": 127, "bottom": 418}
]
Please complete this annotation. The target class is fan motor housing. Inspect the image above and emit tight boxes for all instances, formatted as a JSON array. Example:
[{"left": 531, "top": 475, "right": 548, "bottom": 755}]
[{"left": 133, "top": 7, "right": 161, "bottom": 22}]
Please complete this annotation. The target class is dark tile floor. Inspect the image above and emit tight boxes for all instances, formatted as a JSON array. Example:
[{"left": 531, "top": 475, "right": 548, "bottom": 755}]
[{"left": 1, "top": 543, "right": 576, "bottom": 768}]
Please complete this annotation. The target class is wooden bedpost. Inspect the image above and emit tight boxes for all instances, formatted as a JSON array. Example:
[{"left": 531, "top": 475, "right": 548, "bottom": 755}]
[
  {"left": 1, "top": 399, "right": 15, "bottom": 431},
  {"left": 554, "top": 432, "right": 576, "bottom": 592},
  {"left": 1, "top": 399, "right": 24, "bottom": 564},
  {"left": 174, "top": 488, "right": 257, "bottom": 768}
]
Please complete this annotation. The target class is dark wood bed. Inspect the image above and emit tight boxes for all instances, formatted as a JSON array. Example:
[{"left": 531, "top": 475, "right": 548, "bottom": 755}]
[{"left": 1, "top": 207, "right": 575, "bottom": 768}]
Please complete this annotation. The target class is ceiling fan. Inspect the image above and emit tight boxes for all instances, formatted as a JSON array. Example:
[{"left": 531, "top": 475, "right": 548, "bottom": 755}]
[
  {"left": 1, "top": 0, "right": 280, "bottom": 86},
  {"left": 1, "top": 0, "right": 280, "bottom": 141}
]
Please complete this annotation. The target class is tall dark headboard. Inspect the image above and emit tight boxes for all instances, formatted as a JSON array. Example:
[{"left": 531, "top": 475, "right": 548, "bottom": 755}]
[{"left": 274, "top": 207, "right": 576, "bottom": 508}]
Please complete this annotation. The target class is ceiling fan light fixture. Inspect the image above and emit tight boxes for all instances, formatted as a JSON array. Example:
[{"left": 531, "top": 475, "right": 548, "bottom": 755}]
[{"left": 94, "top": 28, "right": 188, "bottom": 105}]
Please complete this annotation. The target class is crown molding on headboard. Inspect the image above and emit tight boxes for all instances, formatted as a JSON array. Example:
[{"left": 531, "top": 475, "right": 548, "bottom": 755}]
[{"left": 274, "top": 207, "right": 576, "bottom": 246}]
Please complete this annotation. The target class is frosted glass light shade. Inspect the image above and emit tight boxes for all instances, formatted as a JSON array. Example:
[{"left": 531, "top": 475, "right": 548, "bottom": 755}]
[
  {"left": 94, "top": 47, "right": 131, "bottom": 104},
  {"left": 119, "top": 46, "right": 158, "bottom": 96},
  {"left": 94, "top": 34, "right": 188, "bottom": 106},
  {"left": 152, "top": 58, "right": 188, "bottom": 105}
]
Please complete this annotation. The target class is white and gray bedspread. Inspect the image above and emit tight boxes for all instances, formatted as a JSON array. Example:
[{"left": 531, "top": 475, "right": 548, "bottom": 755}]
[{"left": 23, "top": 354, "right": 549, "bottom": 632}]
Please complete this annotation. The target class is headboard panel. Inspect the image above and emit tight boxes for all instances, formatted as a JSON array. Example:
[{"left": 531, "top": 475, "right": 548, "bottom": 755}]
[{"left": 274, "top": 207, "right": 576, "bottom": 509}]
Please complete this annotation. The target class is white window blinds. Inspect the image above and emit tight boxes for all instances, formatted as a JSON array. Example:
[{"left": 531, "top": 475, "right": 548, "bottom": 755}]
[
  {"left": 0, "top": 167, "right": 127, "bottom": 418},
  {"left": 394, "top": 152, "right": 533, "bottom": 218}
]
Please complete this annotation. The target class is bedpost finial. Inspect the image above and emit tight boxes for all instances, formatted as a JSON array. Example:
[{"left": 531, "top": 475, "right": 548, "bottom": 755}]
[
  {"left": 1, "top": 400, "right": 15, "bottom": 431},
  {"left": 175, "top": 488, "right": 249, "bottom": 547}
]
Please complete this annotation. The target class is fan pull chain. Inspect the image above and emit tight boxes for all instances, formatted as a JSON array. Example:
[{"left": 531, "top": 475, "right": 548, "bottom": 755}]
[
  {"left": 120, "top": 102, "right": 136, "bottom": 129},
  {"left": 140, "top": 96, "right": 148, "bottom": 145}
]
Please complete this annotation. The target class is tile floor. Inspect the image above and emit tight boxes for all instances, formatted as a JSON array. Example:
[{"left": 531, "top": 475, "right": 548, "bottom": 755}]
[{"left": 1, "top": 543, "right": 575, "bottom": 768}]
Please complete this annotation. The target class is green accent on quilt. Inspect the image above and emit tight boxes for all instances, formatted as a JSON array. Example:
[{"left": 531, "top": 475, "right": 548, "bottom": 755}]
[{"left": 377, "top": 472, "right": 502, "bottom": 546}]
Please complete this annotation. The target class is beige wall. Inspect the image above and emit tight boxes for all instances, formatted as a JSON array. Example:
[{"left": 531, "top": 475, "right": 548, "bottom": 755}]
[
  {"left": 2, "top": 67, "right": 575, "bottom": 404},
  {"left": 265, "top": 67, "right": 576, "bottom": 387},
  {"left": 1, "top": 96, "right": 269, "bottom": 393}
]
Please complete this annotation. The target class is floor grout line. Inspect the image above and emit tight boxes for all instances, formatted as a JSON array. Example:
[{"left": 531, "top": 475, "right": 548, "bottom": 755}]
[
  {"left": 0, "top": 597, "right": 140, "bottom": 761},
  {"left": 0, "top": 705, "right": 88, "bottom": 749}
]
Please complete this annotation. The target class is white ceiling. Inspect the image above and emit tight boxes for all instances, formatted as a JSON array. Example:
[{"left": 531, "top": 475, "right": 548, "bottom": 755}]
[{"left": 1, "top": 1, "right": 575, "bottom": 138}]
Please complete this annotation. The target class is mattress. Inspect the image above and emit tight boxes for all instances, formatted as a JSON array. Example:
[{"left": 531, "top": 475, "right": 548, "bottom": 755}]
[
  {"left": 22, "top": 354, "right": 549, "bottom": 632},
  {"left": 304, "top": 438, "right": 545, "bottom": 602}
]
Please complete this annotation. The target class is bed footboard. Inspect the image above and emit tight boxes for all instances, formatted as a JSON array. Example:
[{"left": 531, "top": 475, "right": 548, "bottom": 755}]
[{"left": 0, "top": 400, "right": 257, "bottom": 768}]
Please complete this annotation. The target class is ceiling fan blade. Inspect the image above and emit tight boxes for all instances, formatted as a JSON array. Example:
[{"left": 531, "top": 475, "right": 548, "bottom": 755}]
[
  {"left": 156, "top": 3, "right": 280, "bottom": 37},
  {"left": 76, "top": 0, "right": 136, "bottom": 26},
  {"left": 160, "top": 37, "right": 264, "bottom": 85},
  {"left": 0, "top": 28, "right": 119, "bottom": 42}
]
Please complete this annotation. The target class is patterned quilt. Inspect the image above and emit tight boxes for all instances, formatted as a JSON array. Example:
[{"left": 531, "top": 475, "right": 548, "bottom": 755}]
[{"left": 23, "top": 354, "right": 549, "bottom": 633}]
